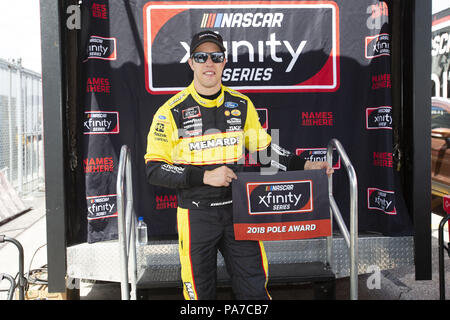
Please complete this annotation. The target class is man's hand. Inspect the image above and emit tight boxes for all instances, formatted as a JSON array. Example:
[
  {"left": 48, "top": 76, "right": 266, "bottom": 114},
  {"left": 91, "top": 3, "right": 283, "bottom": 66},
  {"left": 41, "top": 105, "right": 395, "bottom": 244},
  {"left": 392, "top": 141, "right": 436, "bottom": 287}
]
[
  {"left": 203, "top": 166, "right": 238, "bottom": 187},
  {"left": 304, "top": 160, "right": 334, "bottom": 177}
]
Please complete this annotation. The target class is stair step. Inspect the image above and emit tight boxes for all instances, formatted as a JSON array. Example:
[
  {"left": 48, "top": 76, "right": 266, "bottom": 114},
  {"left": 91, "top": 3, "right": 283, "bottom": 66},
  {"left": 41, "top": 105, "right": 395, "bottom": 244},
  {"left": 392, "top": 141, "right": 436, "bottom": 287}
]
[
  {"left": 136, "top": 261, "right": 334, "bottom": 288},
  {"left": 268, "top": 262, "right": 335, "bottom": 284}
]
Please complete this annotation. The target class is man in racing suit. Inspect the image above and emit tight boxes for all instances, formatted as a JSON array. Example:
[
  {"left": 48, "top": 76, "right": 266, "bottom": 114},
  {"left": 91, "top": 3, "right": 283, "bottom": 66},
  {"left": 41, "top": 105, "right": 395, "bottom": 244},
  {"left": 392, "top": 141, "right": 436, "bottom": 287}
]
[{"left": 144, "top": 31, "right": 333, "bottom": 300}]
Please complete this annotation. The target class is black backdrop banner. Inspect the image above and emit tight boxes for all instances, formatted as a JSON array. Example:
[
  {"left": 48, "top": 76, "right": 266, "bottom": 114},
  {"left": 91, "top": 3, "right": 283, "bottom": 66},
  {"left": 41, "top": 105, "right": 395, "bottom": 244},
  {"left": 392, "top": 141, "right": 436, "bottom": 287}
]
[{"left": 80, "top": 0, "right": 413, "bottom": 243}]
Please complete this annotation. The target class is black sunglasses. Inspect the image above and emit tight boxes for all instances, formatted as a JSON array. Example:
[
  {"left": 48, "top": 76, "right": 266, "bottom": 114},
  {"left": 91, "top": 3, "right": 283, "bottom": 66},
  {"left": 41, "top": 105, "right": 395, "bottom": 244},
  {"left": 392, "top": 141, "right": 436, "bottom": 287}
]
[{"left": 191, "top": 52, "right": 225, "bottom": 63}]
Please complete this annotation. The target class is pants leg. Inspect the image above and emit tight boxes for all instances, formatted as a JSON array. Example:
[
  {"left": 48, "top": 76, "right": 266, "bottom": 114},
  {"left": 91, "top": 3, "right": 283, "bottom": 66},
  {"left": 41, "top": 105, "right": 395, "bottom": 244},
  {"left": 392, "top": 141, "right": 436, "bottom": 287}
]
[
  {"left": 218, "top": 206, "right": 271, "bottom": 300},
  {"left": 177, "top": 206, "right": 222, "bottom": 300},
  {"left": 177, "top": 205, "right": 271, "bottom": 300}
]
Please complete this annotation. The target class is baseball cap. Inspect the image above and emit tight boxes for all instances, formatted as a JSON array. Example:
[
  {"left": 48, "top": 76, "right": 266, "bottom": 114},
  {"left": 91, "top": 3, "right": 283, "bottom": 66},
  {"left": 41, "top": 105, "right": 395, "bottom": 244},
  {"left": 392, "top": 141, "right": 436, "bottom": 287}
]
[{"left": 190, "top": 31, "right": 226, "bottom": 54}]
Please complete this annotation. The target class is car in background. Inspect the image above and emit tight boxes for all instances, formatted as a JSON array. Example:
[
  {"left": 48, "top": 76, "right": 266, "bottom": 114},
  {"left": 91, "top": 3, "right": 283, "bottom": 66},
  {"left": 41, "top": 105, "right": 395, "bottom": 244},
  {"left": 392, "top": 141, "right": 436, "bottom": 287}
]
[{"left": 431, "top": 97, "right": 450, "bottom": 214}]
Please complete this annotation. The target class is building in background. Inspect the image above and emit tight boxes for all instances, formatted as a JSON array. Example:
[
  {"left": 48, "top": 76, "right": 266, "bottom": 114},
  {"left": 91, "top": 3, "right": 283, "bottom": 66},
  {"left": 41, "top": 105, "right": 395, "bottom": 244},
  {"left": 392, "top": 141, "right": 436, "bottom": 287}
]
[{"left": 0, "top": 58, "right": 43, "bottom": 196}]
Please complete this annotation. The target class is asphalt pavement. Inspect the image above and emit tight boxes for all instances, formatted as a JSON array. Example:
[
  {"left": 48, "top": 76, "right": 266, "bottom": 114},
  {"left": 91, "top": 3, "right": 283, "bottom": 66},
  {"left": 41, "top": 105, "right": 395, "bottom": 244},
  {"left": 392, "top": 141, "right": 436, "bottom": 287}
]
[{"left": 0, "top": 192, "right": 449, "bottom": 300}]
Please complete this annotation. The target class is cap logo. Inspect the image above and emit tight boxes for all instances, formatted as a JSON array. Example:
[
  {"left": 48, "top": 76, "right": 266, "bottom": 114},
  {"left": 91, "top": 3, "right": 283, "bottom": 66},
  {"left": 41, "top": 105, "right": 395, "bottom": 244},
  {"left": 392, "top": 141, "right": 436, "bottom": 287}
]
[{"left": 199, "top": 33, "right": 218, "bottom": 39}]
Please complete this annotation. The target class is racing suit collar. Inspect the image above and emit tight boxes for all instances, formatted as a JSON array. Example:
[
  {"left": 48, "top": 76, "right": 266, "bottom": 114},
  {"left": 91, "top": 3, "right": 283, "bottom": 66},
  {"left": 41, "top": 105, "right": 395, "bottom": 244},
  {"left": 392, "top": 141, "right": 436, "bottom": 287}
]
[{"left": 188, "top": 81, "right": 224, "bottom": 108}]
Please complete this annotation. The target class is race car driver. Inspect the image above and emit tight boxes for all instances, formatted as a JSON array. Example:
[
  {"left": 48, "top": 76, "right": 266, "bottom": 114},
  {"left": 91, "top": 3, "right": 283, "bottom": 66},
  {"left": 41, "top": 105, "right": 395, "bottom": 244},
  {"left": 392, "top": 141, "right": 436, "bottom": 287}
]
[{"left": 144, "top": 30, "right": 333, "bottom": 300}]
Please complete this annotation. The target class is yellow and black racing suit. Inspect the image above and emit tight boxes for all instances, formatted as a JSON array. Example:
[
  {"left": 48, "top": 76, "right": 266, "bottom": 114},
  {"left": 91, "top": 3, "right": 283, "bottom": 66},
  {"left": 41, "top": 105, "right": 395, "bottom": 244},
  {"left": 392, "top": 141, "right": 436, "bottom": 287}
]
[{"left": 145, "top": 82, "right": 305, "bottom": 299}]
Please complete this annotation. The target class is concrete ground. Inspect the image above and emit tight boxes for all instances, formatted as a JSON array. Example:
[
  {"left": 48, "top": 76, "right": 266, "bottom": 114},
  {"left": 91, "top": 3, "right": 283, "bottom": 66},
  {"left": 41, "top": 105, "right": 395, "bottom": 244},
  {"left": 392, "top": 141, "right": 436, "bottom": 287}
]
[{"left": 0, "top": 192, "right": 449, "bottom": 300}]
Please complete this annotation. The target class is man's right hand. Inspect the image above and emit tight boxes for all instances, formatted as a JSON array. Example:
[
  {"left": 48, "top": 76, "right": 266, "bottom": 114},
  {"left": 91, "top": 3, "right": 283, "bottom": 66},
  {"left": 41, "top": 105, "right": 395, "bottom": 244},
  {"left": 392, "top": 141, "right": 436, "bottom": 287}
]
[{"left": 203, "top": 166, "right": 237, "bottom": 187}]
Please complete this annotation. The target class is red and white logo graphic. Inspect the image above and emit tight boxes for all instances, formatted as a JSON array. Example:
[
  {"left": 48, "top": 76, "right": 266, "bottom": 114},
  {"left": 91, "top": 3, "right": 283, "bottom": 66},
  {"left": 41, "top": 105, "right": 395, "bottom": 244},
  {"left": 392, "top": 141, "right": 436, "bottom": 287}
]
[
  {"left": 182, "top": 106, "right": 202, "bottom": 119},
  {"left": 367, "top": 187, "right": 396, "bottom": 215},
  {"left": 365, "top": 33, "right": 390, "bottom": 59},
  {"left": 366, "top": 106, "right": 392, "bottom": 130},
  {"left": 443, "top": 195, "right": 450, "bottom": 214},
  {"left": 143, "top": 1, "right": 340, "bottom": 94},
  {"left": 84, "top": 111, "right": 119, "bottom": 135},
  {"left": 85, "top": 35, "right": 117, "bottom": 61},
  {"left": 86, "top": 194, "right": 117, "bottom": 220}
]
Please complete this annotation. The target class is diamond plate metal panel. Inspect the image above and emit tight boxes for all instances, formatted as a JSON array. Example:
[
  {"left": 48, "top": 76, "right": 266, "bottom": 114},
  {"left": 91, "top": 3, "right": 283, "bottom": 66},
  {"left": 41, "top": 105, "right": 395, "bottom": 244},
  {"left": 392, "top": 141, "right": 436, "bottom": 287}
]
[
  {"left": 67, "top": 236, "right": 415, "bottom": 284},
  {"left": 67, "top": 241, "right": 122, "bottom": 282}
]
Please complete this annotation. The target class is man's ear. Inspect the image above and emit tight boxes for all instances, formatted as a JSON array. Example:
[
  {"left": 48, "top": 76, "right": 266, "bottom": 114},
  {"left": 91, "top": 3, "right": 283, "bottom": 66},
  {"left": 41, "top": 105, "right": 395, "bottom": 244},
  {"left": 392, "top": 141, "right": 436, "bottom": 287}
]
[{"left": 187, "top": 58, "right": 194, "bottom": 71}]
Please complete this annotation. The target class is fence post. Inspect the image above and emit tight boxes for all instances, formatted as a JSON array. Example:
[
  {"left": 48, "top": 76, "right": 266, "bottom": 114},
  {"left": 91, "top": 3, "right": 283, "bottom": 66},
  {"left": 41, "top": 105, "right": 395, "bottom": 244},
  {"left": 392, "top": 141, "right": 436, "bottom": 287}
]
[
  {"left": 8, "top": 66, "right": 14, "bottom": 184},
  {"left": 16, "top": 66, "right": 23, "bottom": 195}
]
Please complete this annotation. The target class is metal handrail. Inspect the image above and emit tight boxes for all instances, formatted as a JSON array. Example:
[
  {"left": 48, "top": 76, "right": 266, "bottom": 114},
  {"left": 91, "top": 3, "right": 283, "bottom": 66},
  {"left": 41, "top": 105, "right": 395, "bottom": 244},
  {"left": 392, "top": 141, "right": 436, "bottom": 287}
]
[
  {"left": 117, "top": 145, "right": 138, "bottom": 300},
  {"left": 438, "top": 214, "right": 450, "bottom": 300},
  {"left": 0, "top": 235, "right": 25, "bottom": 300},
  {"left": 0, "top": 273, "right": 16, "bottom": 300},
  {"left": 326, "top": 138, "right": 358, "bottom": 300}
]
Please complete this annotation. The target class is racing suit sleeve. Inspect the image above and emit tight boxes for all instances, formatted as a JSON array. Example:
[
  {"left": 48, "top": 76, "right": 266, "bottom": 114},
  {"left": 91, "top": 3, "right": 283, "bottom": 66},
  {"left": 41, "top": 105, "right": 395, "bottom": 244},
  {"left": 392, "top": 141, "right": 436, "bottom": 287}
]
[
  {"left": 244, "top": 101, "right": 306, "bottom": 171},
  {"left": 144, "top": 107, "right": 205, "bottom": 189}
]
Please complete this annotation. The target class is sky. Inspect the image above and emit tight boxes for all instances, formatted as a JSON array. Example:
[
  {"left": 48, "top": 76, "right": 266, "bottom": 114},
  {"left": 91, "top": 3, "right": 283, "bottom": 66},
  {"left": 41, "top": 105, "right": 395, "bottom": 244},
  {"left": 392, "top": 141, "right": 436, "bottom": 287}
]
[
  {"left": 433, "top": 0, "right": 450, "bottom": 14},
  {"left": 0, "top": 0, "right": 42, "bottom": 73},
  {"left": 0, "top": 0, "right": 449, "bottom": 75}
]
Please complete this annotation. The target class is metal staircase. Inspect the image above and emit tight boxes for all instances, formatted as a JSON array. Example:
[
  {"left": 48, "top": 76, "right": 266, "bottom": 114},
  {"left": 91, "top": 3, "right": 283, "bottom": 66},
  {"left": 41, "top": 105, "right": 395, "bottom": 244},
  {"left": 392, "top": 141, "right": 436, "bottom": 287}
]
[{"left": 116, "top": 139, "right": 358, "bottom": 300}]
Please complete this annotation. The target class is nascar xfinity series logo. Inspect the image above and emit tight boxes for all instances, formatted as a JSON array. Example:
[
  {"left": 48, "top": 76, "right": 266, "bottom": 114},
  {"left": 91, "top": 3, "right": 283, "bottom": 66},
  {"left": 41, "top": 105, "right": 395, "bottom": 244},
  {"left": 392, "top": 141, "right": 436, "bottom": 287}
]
[
  {"left": 365, "top": 33, "right": 390, "bottom": 59},
  {"left": 296, "top": 148, "right": 341, "bottom": 170},
  {"left": 83, "top": 111, "right": 120, "bottom": 134},
  {"left": 246, "top": 180, "right": 313, "bottom": 215},
  {"left": 144, "top": 1, "right": 339, "bottom": 94},
  {"left": 366, "top": 106, "right": 392, "bottom": 130},
  {"left": 86, "top": 194, "right": 118, "bottom": 220},
  {"left": 84, "top": 35, "right": 117, "bottom": 61},
  {"left": 367, "top": 188, "right": 396, "bottom": 215}
]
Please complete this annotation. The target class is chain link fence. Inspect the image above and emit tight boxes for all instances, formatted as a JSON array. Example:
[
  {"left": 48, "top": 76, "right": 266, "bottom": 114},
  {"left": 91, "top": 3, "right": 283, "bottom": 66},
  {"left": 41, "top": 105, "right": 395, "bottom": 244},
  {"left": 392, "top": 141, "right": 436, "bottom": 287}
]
[{"left": 0, "top": 58, "right": 43, "bottom": 195}]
